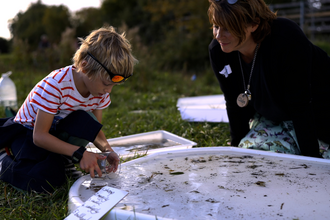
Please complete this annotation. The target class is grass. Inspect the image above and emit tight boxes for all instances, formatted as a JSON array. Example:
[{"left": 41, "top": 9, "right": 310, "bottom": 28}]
[
  {"left": 1, "top": 179, "right": 75, "bottom": 219},
  {"left": 1, "top": 38, "right": 330, "bottom": 219},
  {"left": 0, "top": 54, "right": 230, "bottom": 219}
]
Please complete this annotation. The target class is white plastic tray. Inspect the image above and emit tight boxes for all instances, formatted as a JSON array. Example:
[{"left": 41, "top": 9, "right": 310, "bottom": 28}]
[
  {"left": 177, "top": 95, "right": 228, "bottom": 122},
  {"left": 68, "top": 147, "right": 330, "bottom": 220},
  {"left": 86, "top": 130, "right": 197, "bottom": 158}
]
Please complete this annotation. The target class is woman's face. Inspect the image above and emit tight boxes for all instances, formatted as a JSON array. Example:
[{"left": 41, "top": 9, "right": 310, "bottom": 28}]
[{"left": 213, "top": 23, "right": 257, "bottom": 53}]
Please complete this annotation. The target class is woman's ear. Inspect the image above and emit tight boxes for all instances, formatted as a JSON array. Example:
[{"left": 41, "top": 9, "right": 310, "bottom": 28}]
[{"left": 252, "top": 18, "right": 260, "bottom": 32}]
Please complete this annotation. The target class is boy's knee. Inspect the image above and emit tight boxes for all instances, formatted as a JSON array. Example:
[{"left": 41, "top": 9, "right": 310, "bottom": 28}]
[{"left": 55, "top": 111, "right": 102, "bottom": 143}]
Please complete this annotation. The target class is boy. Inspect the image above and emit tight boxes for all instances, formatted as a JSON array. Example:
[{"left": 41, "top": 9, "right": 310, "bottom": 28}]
[{"left": 0, "top": 26, "right": 138, "bottom": 193}]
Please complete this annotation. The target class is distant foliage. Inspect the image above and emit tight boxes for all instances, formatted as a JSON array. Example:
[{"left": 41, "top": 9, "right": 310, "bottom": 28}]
[
  {"left": 0, "top": 37, "right": 10, "bottom": 53},
  {"left": 142, "top": 0, "right": 212, "bottom": 71},
  {"left": 42, "top": 5, "right": 71, "bottom": 44},
  {"left": 100, "top": 0, "right": 212, "bottom": 71},
  {"left": 9, "top": 2, "right": 47, "bottom": 47},
  {"left": 72, "top": 7, "right": 105, "bottom": 38},
  {"left": 314, "top": 41, "right": 330, "bottom": 55},
  {"left": 58, "top": 28, "right": 77, "bottom": 66},
  {"left": 11, "top": 38, "right": 33, "bottom": 65},
  {"left": 4, "top": 0, "right": 330, "bottom": 72}
]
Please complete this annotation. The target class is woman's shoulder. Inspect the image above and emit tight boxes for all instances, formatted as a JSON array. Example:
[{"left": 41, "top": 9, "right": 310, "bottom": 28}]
[
  {"left": 273, "top": 17, "right": 300, "bottom": 28},
  {"left": 270, "top": 18, "right": 306, "bottom": 40},
  {"left": 262, "top": 17, "right": 309, "bottom": 53}
]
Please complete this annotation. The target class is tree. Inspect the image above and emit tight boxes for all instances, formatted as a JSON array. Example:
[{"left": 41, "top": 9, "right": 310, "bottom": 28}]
[
  {"left": 42, "top": 5, "right": 71, "bottom": 44},
  {"left": 141, "top": 0, "right": 212, "bottom": 71},
  {"left": 9, "top": 1, "right": 47, "bottom": 48},
  {"left": 101, "top": 0, "right": 149, "bottom": 28},
  {"left": 0, "top": 37, "right": 10, "bottom": 53},
  {"left": 72, "top": 7, "right": 104, "bottom": 38},
  {"left": 9, "top": 1, "right": 71, "bottom": 49},
  {"left": 100, "top": 0, "right": 212, "bottom": 71}
]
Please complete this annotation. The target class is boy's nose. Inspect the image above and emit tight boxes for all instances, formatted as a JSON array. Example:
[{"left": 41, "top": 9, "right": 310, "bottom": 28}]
[{"left": 105, "top": 85, "right": 114, "bottom": 93}]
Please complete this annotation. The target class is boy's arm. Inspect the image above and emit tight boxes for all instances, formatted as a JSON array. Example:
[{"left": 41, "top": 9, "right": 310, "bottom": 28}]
[
  {"left": 92, "top": 109, "right": 119, "bottom": 172},
  {"left": 33, "top": 109, "right": 105, "bottom": 177},
  {"left": 92, "top": 109, "right": 115, "bottom": 152}
]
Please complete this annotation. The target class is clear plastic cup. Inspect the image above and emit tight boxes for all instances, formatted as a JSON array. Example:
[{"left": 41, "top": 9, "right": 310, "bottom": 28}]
[{"left": 90, "top": 152, "right": 111, "bottom": 190}]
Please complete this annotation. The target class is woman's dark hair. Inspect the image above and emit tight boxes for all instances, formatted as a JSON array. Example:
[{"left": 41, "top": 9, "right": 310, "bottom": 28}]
[{"left": 208, "top": 0, "right": 277, "bottom": 45}]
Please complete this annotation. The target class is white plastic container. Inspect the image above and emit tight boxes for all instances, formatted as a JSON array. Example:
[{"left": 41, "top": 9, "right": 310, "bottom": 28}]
[
  {"left": 86, "top": 130, "right": 197, "bottom": 159},
  {"left": 177, "top": 95, "right": 228, "bottom": 123},
  {"left": 0, "top": 71, "right": 17, "bottom": 108},
  {"left": 69, "top": 147, "right": 330, "bottom": 220}
]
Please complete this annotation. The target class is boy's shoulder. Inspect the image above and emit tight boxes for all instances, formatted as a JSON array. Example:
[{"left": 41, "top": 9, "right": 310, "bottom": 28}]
[{"left": 46, "top": 65, "right": 74, "bottom": 84}]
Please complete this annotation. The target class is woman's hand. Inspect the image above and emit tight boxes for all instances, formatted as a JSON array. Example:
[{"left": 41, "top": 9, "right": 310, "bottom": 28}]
[
  {"left": 105, "top": 151, "right": 120, "bottom": 173},
  {"left": 79, "top": 151, "right": 106, "bottom": 178}
]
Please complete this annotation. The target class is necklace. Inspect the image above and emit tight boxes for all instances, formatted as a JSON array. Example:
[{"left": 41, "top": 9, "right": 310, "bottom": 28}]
[{"left": 236, "top": 43, "right": 259, "bottom": 107}]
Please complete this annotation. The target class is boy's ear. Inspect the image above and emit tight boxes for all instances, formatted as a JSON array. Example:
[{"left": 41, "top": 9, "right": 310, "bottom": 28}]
[{"left": 81, "top": 60, "right": 88, "bottom": 73}]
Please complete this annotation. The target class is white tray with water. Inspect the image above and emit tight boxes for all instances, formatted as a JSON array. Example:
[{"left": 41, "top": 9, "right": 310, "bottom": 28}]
[
  {"left": 86, "top": 130, "right": 197, "bottom": 158},
  {"left": 69, "top": 147, "right": 330, "bottom": 220}
]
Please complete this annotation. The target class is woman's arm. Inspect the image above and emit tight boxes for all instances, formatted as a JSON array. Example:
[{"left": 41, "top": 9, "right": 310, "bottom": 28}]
[{"left": 269, "top": 18, "right": 320, "bottom": 157}]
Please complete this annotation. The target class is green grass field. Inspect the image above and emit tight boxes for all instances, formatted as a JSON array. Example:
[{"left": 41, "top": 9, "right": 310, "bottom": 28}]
[
  {"left": 0, "top": 54, "right": 230, "bottom": 219},
  {"left": 1, "top": 38, "right": 330, "bottom": 218}
]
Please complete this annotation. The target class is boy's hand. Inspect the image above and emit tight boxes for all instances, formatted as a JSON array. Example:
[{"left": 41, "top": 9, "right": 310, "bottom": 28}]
[
  {"left": 79, "top": 151, "right": 106, "bottom": 178},
  {"left": 106, "top": 151, "right": 120, "bottom": 173}
]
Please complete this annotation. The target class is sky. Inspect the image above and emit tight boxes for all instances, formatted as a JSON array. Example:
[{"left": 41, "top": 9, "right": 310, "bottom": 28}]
[{"left": 0, "top": 0, "right": 102, "bottom": 40}]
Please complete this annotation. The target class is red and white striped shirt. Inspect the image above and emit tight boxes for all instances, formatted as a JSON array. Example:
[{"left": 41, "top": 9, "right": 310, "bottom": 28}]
[{"left": 14, "top": 65, "right": 111, "bottom": 128}]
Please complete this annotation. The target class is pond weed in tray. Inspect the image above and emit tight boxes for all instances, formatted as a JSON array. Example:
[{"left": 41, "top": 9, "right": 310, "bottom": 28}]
[{"left": 69, "top": 147, "right": 330, "bottom": 220}]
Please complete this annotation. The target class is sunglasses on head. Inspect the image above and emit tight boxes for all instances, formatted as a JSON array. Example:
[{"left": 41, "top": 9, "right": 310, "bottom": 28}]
[
  {"left": 216, "top": 0, "right": 238, "bottom": 4},
  {"left": 87, "top": 52, "right": 131, "bottom": 83}
]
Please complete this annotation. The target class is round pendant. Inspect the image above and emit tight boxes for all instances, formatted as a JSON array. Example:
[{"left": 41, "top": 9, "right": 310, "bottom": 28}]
[{"left": 237, "top": 93, "right": 249, "bottom": 107}]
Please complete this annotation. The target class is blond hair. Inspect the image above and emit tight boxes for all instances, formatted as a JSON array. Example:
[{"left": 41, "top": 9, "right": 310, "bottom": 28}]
[
  {"left": 208, "top": 0, "right": 277, "bottom": 45},
  {"left": 73, "top": 26, "right": 138, "bottom": 81}
]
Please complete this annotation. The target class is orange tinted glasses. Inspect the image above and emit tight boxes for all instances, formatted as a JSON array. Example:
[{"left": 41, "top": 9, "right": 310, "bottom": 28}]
[{"left": 87, "top": 52, "right": 131, "bottom": 83}]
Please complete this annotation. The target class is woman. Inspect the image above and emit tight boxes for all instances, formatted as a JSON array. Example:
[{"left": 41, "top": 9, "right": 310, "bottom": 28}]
[{"left": 208, "top": 0, "right": 330, "bottom": 158}]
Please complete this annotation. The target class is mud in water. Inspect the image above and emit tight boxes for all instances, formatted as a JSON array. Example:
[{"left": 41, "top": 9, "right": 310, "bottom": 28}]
[{"left": 79, "top": 152, "right": 330, "bottom": 220}]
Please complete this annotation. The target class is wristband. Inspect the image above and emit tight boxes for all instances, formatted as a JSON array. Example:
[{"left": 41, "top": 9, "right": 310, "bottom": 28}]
[
  {"left": 104, "top": 150, "right": 115, "bottom": 154},
  {"left": 72, "top": 146, "right": 86, "bottom": 164}
]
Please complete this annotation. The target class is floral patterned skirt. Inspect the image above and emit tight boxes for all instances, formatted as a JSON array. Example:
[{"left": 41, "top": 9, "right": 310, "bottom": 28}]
[{"left": 238, "top": 113, "right": 330, "bottom": 159}]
